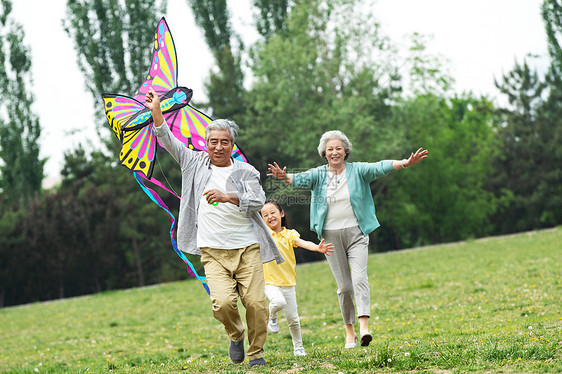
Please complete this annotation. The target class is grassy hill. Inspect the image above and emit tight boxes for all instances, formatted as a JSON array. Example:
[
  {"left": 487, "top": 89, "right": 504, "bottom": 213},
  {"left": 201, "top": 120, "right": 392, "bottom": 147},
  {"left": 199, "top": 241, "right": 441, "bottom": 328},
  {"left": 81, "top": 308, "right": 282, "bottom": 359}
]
[{"left": 1, "top": 227, "right": 560, "bottom": 373}]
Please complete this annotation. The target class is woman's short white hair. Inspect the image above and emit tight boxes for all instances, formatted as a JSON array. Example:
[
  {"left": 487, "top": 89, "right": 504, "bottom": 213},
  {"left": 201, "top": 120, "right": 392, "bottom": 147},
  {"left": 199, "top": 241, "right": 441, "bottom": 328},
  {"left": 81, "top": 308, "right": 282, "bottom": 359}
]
[
  {"left": 317, "top": 130, "right": 352, "bottom": 159},
  {"left": 205, "top": 119, "right": 239, "bottom": 142}
]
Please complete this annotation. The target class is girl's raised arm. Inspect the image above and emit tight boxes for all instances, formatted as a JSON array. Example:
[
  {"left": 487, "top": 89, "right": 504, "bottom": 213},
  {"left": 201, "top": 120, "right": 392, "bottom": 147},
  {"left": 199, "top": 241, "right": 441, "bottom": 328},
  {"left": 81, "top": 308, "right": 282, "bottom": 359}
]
[{"left": 295, "top": 238, "right": 334, "bottom": 256}]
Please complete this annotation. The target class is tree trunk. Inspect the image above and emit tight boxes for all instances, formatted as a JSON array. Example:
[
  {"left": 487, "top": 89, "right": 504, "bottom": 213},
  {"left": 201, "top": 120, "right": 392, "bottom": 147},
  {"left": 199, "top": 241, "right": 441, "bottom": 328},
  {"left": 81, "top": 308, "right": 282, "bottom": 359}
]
[
  {"left": 92, "top": 264, "right": 101, "bottom": 293},
  {"left": 58, "top": 273, "right": 65, "bottom": 299},
  {"left": 392, "top": 227, "right": 401, "bottom": 250},
  {"left": 132, "top": 237, "right": 145, "bottom": 287}
]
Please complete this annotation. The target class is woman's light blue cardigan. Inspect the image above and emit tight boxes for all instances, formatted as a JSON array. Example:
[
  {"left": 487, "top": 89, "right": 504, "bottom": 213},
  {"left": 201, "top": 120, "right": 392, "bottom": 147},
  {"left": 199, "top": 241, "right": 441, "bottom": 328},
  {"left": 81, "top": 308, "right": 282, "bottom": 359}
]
[{"left": 292, "top": 161, "right": 395, "bottom": 240}]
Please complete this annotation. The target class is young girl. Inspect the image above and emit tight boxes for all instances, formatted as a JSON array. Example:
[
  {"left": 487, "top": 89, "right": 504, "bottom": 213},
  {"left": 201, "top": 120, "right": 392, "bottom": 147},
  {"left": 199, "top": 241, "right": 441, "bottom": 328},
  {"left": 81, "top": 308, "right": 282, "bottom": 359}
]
[{"left": 260, "top": 200, "right": 334, "bottom": 356}]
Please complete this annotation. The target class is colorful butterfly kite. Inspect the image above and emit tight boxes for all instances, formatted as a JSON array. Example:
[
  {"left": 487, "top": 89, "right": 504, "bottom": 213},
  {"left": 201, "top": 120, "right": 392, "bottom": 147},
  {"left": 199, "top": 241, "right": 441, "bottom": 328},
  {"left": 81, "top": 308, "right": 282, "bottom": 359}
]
[
  {"left": 102, "top": 18, "right": 246, "bottom": 179},
  {"left": 101, "top": 17, "right": 247, "bottom": 294}
]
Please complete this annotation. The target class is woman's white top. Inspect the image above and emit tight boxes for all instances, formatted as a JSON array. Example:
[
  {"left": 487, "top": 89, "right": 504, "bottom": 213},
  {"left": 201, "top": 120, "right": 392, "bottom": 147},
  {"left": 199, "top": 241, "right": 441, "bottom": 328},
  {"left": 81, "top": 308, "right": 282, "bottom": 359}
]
[{"left": 323, "top": 169, "right": 360, "bottom": 230}]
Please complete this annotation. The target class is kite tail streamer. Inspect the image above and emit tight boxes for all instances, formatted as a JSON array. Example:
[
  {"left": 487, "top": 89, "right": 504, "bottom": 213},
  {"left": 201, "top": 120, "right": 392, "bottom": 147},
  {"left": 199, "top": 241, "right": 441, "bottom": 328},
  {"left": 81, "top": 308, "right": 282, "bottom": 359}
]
[
  {"left": 139, "top": 171, "right": 181, "bottom": 200},
  {"left": 133, "top": 172, "right": 210, "bottom": 295}
]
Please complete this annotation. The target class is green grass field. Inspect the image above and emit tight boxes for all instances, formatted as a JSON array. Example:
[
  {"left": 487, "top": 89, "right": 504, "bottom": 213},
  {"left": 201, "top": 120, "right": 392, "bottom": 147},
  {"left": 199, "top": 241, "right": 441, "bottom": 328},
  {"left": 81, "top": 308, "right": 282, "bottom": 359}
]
[{"left": 1, "top": 227, "right": 560, "bottom": 373}]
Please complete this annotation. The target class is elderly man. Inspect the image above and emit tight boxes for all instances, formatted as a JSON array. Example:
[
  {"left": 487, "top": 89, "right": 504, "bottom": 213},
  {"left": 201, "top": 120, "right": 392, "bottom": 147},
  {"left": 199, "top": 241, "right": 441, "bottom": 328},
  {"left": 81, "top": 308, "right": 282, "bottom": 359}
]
[{"left": 145, "top": 88, "right": 282, "bottom": 368}]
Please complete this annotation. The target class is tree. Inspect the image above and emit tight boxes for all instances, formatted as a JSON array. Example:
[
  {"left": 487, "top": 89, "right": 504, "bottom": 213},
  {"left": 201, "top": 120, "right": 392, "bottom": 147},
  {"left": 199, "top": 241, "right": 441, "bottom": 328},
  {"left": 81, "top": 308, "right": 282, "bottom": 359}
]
[
  {"left": 64, "top": 0, "right": 166, "bottom": 139},
  {"left": 542, "top": 0, "right": 562, "bottom": 76},
  {"left": 243, "top": 0, "right": 400, "bottom": 167},
  {"left": 59, "top": 146, "right": 174, "bottom": 291},
  {"left": 538, "top": 0, "right": 562, "bottom": 227},
  {"left": 187, "top": 0, "right": 245, "bottom": 119},
  {"left": 188, "top": 0, "right": 294, "bottom": 119},
  {"left": 491, "top": 60, "right": 562, "bottom": 233},
  {"left": 407, "top": 32, "right": 453, "bottom": 97},
  {"left": 253, "top": 0, "right": 291, "bottom": 40},
  {"left": 0, "top": 0, "right": 45, "bottom": 205},
  {"left": 379, "top": 94, "right": 501, "bottom": 248},
  {"left": 536, "top": 72, "right": 562, "bottom": 227},
  {"left": 0, "top": 199, "right": 25, "bottom": 307}
]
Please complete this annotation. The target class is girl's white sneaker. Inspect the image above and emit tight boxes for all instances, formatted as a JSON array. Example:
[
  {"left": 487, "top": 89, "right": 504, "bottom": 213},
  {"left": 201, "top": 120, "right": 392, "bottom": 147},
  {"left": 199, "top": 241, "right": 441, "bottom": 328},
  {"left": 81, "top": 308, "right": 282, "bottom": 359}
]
[{"left": 267, "top": 317, "right": 279, "bottom": 334}]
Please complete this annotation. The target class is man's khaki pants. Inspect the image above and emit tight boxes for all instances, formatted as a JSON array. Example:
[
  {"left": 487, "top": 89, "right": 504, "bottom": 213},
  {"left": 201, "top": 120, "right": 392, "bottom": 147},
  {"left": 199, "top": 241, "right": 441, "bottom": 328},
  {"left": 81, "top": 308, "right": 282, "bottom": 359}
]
[{"left": 200, "top": 243, "right": 268, "bottom": 361}]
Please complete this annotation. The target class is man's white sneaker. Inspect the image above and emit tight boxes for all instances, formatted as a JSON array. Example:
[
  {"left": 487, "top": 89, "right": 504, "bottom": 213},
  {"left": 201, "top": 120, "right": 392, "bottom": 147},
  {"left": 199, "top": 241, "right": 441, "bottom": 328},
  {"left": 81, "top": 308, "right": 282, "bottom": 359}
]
[
  {"left": 294, "top": 347, "right": 307, "bottom": 356},
  {"left": 267, "top": 317, "right": 279, "bottom": 334}
]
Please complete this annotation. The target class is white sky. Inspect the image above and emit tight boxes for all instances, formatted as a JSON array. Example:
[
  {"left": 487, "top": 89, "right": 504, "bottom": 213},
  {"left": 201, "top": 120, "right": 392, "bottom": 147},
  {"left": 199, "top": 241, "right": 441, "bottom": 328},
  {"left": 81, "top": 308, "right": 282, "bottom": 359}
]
[{"left": 11, "top": 0, "right": 549, "bottom": 183}]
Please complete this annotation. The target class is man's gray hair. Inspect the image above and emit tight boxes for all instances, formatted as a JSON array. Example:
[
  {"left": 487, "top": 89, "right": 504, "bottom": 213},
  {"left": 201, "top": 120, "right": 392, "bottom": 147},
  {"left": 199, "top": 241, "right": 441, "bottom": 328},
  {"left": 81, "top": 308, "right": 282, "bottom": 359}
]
[
  {"left": 317, "top": 130, "right": 353, "bottom": 159},
  {"left": 205, "top": 119, "right": 239, "bottom": 142}
]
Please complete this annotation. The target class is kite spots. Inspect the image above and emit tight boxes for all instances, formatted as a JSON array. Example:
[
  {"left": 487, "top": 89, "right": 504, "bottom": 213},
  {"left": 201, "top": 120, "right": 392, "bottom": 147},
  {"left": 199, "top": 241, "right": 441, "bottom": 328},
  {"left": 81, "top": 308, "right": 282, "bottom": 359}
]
[
  {"left": 152, "top": 56, "right": 160, "bottom": 72},
  {"left": 128, "top": 158, "right": 133, "bottom": 164},
  {"left": 106, "top": 102, "right": 112, "bottom": 108},
  {"left": 173, "top": 89, "right": 187, "bottom": 104},
  {"left": 139, "top": 161, "right": 146, "bottom": 169}
]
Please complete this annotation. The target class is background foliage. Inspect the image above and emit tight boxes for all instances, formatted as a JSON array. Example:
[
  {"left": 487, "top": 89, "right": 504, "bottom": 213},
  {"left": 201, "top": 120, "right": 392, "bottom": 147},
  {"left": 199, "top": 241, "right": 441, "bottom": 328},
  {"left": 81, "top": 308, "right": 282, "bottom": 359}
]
[
  {"left": 0, "top": 0, "right": 44, "bottom": 205},
  {"left": 0, "top": 0, "right": 560, "bottom": 307}
]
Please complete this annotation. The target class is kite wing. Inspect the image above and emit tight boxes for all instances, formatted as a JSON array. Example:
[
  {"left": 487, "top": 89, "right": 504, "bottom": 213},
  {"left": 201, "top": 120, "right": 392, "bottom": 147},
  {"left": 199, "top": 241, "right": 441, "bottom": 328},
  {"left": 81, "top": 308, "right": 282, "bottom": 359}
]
[
  {"left": 134, "top": 17, "right": 178, "bottom": 102},
  {"left": 102, "top": 94, "right": 157, "bottom": 179},
  {"left": 164, "top": 103, "right": 247, "bottom": 162},
  {"left": 102, "top": 94, "right": 147, "bottom": 141},
  {"left": 133, "top": 16, "right": 248, "bottom": 162},
  {"left": 120, "top": 125, "right": 157, "bottom": 179}
]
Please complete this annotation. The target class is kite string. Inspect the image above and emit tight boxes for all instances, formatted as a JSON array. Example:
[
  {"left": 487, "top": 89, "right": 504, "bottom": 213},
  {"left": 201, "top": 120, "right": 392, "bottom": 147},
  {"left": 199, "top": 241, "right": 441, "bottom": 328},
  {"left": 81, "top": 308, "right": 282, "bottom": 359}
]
[{"left": 156, "top": 155, "right": 180, "bottom": 197}]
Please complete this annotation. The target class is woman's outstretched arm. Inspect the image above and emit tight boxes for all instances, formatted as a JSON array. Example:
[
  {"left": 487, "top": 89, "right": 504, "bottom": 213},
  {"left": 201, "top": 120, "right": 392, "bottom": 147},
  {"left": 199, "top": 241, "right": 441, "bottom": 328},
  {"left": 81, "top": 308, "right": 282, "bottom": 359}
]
[
  {"left": 267, "top": 162, "right": 293, "bottom": 185},
  {"left": 391, "top": 148, "right": 429, "bottom": 170}
]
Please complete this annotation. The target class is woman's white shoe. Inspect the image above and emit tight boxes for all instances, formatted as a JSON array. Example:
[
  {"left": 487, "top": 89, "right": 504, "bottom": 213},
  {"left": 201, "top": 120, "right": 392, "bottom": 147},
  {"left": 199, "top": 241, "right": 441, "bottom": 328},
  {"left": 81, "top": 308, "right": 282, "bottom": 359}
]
[{"left": 344, "top": 336, "right": 357, "bottom": 349}]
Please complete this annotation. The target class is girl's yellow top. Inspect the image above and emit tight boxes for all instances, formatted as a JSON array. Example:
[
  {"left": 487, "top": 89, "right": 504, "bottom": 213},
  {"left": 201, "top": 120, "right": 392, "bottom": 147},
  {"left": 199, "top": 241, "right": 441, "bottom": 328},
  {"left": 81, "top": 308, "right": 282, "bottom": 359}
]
[{"left": 263, "top": 227, "right": 300, "bottom": 286}]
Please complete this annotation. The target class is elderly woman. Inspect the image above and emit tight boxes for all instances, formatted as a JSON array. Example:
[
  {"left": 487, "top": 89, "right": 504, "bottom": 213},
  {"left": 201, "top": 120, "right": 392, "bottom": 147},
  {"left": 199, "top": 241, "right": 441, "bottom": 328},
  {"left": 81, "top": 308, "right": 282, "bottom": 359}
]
[{"left": 268, "top": 130, "right": 428, "bottom": 349}]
